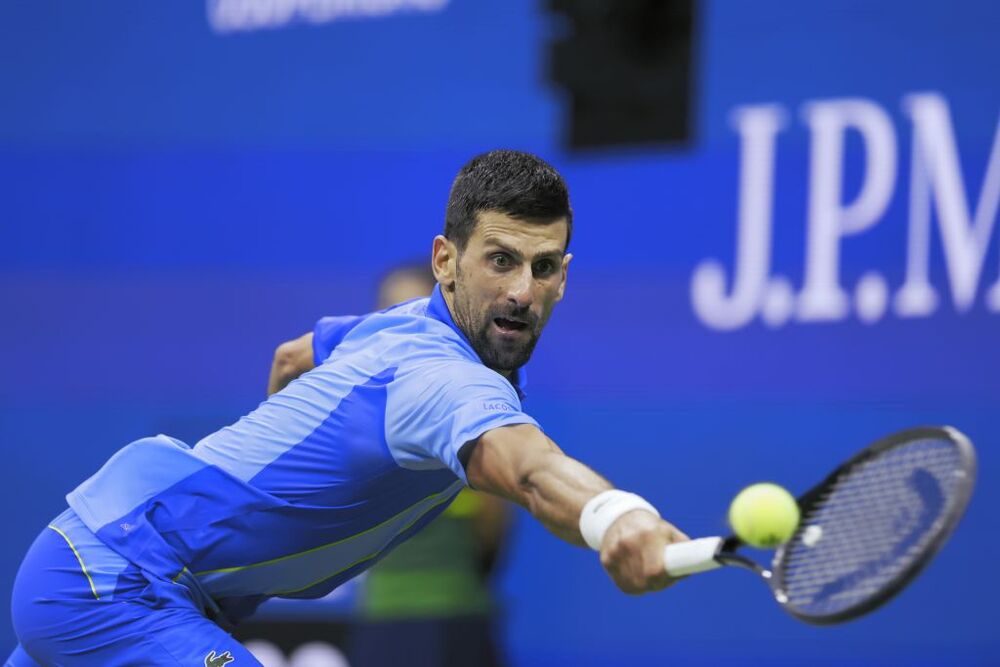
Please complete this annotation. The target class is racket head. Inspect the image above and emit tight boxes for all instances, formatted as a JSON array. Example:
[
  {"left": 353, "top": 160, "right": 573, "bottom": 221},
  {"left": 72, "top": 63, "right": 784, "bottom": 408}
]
[{"left": 770, "top": 426, "right": 976, "bottom": 625}]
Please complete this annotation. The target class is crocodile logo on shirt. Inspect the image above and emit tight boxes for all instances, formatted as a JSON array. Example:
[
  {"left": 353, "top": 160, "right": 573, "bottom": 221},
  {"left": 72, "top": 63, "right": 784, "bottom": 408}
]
[{"left": 205, "top": 650, "right": 235, "bottom": 666}]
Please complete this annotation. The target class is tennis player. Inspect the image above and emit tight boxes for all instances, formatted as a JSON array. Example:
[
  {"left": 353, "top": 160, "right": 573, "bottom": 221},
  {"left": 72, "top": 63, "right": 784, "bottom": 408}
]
[{"left": 7, "top": 150, "right": 688, "bottom": 666}]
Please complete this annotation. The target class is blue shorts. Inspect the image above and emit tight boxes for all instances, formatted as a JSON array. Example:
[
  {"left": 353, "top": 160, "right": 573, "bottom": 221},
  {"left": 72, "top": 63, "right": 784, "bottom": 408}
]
[{"left": 6, "top": 509, "right": 260, "bottom": 667}]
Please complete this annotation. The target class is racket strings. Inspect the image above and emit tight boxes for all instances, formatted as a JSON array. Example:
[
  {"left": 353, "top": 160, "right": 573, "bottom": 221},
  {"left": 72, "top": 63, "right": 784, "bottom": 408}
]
[{"left": 777, "top": 438, "right": 965, "bottom": 617}]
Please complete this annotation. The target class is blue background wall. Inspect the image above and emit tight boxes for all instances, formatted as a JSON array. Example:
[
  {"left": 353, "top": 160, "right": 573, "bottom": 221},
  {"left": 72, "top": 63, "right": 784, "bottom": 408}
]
[{"left": 2, "top": 1, "right": 998, "bottom": 664}]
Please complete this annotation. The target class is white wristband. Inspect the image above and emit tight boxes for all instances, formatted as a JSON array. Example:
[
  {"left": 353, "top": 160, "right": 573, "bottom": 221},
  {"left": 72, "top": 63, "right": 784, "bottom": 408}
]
[{"left": 579, "top": 490, "right": 660, "bottom": 551}]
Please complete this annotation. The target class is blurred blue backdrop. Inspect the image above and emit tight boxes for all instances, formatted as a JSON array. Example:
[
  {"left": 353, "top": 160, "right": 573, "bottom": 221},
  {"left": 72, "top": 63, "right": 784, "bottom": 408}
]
[{"left": 1, "top": 1, "right": 998, "bottom": 665}]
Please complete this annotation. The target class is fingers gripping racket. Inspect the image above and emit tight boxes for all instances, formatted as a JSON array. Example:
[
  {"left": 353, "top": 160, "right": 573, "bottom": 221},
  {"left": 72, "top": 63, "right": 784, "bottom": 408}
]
[{"left": 662, "top": 426, "right": 976, "bottom": 624}]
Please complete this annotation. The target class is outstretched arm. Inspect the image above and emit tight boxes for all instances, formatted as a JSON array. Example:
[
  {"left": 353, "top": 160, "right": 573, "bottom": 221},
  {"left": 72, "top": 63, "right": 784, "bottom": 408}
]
[
  {"left": 463, "top": 423, "right": 688, "bottom": 594},
  {"left": 267, "top": 332, "right": 315, "bottom": 395}
]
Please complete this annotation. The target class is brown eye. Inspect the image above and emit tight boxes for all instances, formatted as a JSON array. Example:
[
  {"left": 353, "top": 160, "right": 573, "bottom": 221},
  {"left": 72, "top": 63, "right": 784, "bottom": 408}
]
[
  {"left": 492, "top": 254, "right": 512, "bottom": 269},
  {"left": 534, "top": 259, "right": 556, "bottom": 277}
]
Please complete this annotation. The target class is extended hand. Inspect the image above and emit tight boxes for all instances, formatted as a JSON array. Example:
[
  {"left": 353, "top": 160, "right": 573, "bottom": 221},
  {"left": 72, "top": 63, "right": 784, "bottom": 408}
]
[{"left": 599, "top": 510, "right": 689, "bottom": 594}]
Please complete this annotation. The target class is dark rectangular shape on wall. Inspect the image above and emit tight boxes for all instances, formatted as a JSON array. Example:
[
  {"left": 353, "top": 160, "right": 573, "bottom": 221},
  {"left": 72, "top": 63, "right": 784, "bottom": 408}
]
[{"left": 547, "top": 0, "right": 696, "bottom": 149}]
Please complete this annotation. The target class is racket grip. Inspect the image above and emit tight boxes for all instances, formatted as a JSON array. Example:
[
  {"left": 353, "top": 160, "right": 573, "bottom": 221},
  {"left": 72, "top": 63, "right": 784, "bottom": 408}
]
[{"left": 663, "top": 537, "right": 724, "bottom": 576}]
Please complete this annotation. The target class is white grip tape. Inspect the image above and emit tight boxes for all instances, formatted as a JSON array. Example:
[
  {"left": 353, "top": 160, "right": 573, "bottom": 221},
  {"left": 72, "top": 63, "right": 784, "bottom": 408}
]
[
  {"left": 579, "top": 490, "right": 660, "bottom": 551},
  {"left": 663, "top": 537, "right": 724, "bottom": 576}
]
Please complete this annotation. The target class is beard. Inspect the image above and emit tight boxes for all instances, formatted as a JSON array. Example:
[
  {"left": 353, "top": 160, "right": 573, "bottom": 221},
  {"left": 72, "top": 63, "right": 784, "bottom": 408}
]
[{"left": 451, "top": 276, "right": 544, "bottom": 373}]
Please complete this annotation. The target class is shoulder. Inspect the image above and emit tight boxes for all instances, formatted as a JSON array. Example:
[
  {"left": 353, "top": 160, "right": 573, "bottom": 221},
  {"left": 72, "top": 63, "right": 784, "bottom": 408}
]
[
  {"left": 315, "top": 297, "right": 433, "bottom": 356},
  {"left": 390, "top": 356, "right": 522, "bottom": 415},
  {"left": 320, "top": 300, "right": 513, "bottom": 398},
  {"left": 339, "top": 305, "right": 477, "bottom": 367}
]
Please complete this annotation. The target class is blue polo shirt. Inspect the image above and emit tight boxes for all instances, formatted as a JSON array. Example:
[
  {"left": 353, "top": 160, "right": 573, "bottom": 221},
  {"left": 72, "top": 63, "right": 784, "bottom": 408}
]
[{"left": 65, "top": 286, "right": 538, "bottom": 624}]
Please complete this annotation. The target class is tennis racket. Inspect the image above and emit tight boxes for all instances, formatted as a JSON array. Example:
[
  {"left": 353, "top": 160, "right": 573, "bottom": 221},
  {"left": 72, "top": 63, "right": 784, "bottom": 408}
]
[{"left": 661, "top": 425, "right": 976, "bottom": 624}]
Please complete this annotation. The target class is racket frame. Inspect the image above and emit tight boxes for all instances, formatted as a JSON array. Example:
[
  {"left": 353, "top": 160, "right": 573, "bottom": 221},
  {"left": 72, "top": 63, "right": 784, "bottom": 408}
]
[{"left": 769, "top": 425, "right": 977, "bottom": 625}]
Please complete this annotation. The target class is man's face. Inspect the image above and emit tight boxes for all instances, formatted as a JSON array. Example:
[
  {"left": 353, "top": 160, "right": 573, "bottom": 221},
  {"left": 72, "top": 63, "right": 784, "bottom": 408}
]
[{"left": 443, "top": 211, "right": 571, "bottom": 373}]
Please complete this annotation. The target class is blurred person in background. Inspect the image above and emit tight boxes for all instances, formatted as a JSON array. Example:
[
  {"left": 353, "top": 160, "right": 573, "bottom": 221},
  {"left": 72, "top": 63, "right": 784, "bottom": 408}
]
[{"left": 271, "top": 264, "right": 511, "bottom": 667}]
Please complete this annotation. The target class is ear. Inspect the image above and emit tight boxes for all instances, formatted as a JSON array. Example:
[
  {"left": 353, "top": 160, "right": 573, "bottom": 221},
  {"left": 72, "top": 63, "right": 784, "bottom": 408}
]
[
  {"left": 555, "top": 252, "right": 573, "bottom": 302},
  {"left": 432, "top": 235, "right": 459, "bottom": 292}
]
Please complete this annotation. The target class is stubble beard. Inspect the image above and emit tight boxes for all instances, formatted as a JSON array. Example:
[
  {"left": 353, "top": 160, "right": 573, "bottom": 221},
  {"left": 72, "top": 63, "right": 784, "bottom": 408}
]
[{"left": 452, "top": 271, "right": 542, "bottom": 374}]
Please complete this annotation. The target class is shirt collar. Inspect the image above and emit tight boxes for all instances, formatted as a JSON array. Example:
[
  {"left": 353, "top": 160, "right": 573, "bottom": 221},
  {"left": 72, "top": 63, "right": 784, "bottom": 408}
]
[{"left": 426, "top": 284, "right": 528, "bottom": 401}]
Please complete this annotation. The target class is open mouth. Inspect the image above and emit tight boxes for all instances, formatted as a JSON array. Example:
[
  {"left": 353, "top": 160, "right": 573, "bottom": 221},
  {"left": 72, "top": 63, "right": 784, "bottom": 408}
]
[{"left": 494, "top": 317, "right": 528, "bottom": 333}]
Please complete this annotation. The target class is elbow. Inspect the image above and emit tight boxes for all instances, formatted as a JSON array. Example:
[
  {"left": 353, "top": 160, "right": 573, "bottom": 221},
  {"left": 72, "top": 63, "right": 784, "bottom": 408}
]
[
  {"left": 464, "top": 424, "right": 560, "bottom": 509},
  {"left": 271, "top": 346, "right": 295, "bottom": 385},
  {"left": 273, "top": 341, "right": 301, "bottom": 376},
  {"left": 516, "top": 469, "right": 536, "bottom": 510},
  {"left": 515, "top": 448, "right": 559, "bottom": 514},
  {"left": 518, "top": 477, "right": 546, "bottom": 519},
  {"left": 517, "top": 461, "right": 543, "bottom": 499},
  {"left": 268, "top": 336, "right": 314, "bottom": 394}
]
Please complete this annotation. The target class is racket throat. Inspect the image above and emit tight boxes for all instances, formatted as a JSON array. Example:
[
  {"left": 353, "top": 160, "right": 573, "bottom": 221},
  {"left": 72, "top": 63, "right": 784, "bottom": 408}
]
[{"left": 717, "top": 552, "right": 772, "bottom": 579}]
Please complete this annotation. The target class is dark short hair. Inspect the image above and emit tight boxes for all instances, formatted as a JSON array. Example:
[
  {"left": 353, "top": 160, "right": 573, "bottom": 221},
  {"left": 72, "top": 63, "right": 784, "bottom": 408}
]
[{"left": 444, "top": 150, "right": 573, "bottom": 251}]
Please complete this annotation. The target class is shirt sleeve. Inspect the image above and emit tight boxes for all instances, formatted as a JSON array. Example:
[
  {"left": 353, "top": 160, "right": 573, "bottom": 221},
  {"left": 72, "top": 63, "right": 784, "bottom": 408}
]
[
  {"left": 384, "top": 360, "right": 540, "bottom": 484},
  {"left": 312, "top": 315, "right": 367, "bottom": 364}
]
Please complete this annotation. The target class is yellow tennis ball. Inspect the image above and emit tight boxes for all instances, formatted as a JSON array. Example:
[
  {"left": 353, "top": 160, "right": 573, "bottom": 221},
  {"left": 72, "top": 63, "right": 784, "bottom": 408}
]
[{"left": 728, "top": 483, "right": 800, "bottom": 548}]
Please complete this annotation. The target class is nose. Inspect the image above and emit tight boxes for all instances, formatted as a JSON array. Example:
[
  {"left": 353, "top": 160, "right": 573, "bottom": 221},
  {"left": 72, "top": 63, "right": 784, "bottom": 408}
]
[{"left": 505, "top": 265, "right": 534, "bottom": 309}]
